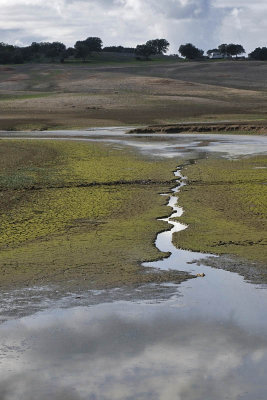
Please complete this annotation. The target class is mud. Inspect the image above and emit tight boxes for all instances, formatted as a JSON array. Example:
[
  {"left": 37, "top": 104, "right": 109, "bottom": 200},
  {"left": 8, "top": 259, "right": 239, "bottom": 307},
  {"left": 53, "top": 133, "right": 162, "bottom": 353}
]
[
  {"left": 128, "top": 121, "right": 267, "bottom": 135},
  {"left": 194, "top": 255, "right": 267, "bottom": 285}
]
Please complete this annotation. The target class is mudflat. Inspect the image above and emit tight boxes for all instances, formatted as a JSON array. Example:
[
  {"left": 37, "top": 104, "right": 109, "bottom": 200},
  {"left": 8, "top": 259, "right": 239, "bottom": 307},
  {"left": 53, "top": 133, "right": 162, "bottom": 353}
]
[
  {"left": 1, "top": 60, "right": 267, "bottom": 131},
  {"left": 0, "top": 139, "right": 193, "bottom": 289},
  {"left": 175, "top": 156, "right": 267, "bottom": 281}
]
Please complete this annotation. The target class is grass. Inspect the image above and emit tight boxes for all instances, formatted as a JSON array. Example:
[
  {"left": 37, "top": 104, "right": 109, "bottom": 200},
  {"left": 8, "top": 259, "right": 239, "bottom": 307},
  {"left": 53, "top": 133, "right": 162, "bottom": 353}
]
[
  {"left": 0, "top": 140, "right": 192, "bottom": 289},
  {"left": 63, "top": 52, "right": 180, "bottom": 66},
  {"left": 174, "top": 156, "right": 267, "bottom": 264},
  {"left": 0, "top": 93, "right": 54, "bottom": 101}
]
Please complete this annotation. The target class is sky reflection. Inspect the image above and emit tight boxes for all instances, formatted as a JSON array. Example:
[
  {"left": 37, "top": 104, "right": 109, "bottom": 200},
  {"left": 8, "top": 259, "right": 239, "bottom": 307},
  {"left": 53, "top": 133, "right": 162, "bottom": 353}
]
[{"left": 0, "top": 303, "right": 267, "bottom": 400}]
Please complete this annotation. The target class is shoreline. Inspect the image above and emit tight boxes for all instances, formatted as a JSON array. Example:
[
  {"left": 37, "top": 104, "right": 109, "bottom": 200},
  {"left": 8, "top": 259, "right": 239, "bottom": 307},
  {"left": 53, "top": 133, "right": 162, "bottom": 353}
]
[{"left": 128, "top": 121, "right": 267, "bottom": 135}]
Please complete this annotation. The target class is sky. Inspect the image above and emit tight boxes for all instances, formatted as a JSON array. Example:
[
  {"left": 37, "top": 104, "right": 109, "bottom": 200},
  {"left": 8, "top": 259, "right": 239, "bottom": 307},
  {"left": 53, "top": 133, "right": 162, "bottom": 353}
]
[{"left": 0, "top": 0, "right": 266, "bottom": 53}]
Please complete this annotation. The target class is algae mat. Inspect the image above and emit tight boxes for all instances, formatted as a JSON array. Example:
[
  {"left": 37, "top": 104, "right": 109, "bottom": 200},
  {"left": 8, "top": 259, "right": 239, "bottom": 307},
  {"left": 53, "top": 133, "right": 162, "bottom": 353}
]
[
  {"left": 174, "top": 156, "right": 267, "bottom": 274},
  {"left": 0, "top": 140, "right": 192, "bottom": 289}
]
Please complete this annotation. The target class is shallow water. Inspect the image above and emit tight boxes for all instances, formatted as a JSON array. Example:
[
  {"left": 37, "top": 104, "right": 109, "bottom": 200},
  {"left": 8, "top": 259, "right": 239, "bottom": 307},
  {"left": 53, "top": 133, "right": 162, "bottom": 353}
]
[
  {"left": 2, "top": 127, "right": 267, "bottom": 159},
  {"left": 1, "top": 301, "right": 267, "bottom": 400},
  {"left": 0, "top": 128, "right": 267, "bottom": 399}
]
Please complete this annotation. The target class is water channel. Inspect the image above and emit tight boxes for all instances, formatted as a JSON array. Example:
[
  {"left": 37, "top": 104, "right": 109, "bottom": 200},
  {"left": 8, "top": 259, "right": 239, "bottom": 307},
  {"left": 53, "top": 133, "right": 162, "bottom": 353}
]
[{"left": 0, "top": 129, "right": 266, "bottom": 399}]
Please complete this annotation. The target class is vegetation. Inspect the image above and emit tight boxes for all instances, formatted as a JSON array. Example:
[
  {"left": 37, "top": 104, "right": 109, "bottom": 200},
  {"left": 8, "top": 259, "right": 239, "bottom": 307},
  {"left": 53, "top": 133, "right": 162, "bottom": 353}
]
[
  {"left": 0, "top": 37, "right": 170, "bottom": 64},
  {"left": 178, "top": 43, "right": 204, "bottom": 60},
  {"left": 0, "top": 140, "right": 193, "bottom": 289},
  {"left": 135, "top": 44, "right": 155, "bottom": 60},
  {"left": 1, "top": 36, "right": 261, "bottom": 64},
  {"left": 174, "top": 156, "right": 267, "bottom": 265},
  {"left": 103, "top": 46, "right": 135, "bottom": 53},
  {"left": 0, "top": 41, "right": 67, "bottom": 64},
  {"left": 219, "top": 43, "right": 245, "bottom": 57},
  {"left": 74, "top": 37, "right": 103, "bottom": 62},
  {"left": 1, "top": 61, "right": 267, "bottom": 131},
  {"left": 135, "top": 39, "right": 170, "bottom": 60},
  {"left": 2, "top": 35, "right": 267, "bottom": 64},
  {"left": 249, "top": 47, "right": 267, "bottom": 60}
]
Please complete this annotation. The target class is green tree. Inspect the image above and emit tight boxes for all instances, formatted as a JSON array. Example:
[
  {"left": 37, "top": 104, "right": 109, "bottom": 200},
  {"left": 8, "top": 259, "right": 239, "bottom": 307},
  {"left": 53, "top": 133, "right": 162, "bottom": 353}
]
[
  {"left": 135, "top": 44, "right": 154, "bottom": 60},
  {"left": 226, "top": 44, "right": 245, "bottom": 57},
  {"left": 179, "top": 43, "right": 204, "bottom": 60},
  {"left": 46, "top": 42, "right": 66, "bottom": 60},
  {"left": 0, "top": 43, "right": 23, "bottom": 64},
  {"left": 218, "top": 44, "right": 228, "bottom": 57},
  {"left": 249, "top": 47, "right": 267, "bottom": 60},
  {"left": 145, "top": 39, "right": 170, "bottom": 55},
  {"left": 74, "top": 37, "right": 103, "bottom": 61},
  {"left": 218, "top": 43, "right": 245, "bottom": 58}
]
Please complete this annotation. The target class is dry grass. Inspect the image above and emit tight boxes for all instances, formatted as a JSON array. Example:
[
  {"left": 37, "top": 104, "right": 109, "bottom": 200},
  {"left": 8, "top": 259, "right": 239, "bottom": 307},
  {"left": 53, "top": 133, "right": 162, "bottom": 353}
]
[{"left": 1, "top": 61, "right": 267, "bottom": 130}]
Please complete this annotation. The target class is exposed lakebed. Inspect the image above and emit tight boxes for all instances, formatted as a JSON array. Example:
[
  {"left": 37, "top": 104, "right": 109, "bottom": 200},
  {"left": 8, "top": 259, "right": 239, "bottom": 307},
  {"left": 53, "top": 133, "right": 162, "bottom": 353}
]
[{"left": 0, "top": 128, "right": 266, "bottom": 399}]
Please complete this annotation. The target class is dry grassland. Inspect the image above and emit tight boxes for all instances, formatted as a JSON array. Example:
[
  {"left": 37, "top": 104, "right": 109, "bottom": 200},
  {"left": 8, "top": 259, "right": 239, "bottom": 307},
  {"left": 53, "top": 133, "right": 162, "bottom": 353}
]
[{"left": 1, "top": 61, "right": 267, "bottom": 131}]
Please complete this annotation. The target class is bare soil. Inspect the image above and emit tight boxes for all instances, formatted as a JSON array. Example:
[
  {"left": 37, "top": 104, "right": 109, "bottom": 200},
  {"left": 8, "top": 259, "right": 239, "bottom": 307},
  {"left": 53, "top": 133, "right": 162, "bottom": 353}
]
[
  {"left": 129, "top": 121, "right": 267, "bottom": 134},
  {"left": 1, "top": 61, "right": 267, "bottom": 130}
]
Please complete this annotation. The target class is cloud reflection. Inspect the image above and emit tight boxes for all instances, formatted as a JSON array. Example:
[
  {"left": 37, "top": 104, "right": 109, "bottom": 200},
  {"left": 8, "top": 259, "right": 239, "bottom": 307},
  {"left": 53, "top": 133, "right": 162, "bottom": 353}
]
[{"left": 0, "top": 303, "right": 267, "bottom": 400}]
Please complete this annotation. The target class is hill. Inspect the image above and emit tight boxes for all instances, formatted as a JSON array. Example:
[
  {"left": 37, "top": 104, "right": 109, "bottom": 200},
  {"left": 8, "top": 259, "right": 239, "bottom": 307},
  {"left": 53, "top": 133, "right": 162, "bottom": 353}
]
[{"left": 0, "top": 60, "right": 267, "bottom": 131}]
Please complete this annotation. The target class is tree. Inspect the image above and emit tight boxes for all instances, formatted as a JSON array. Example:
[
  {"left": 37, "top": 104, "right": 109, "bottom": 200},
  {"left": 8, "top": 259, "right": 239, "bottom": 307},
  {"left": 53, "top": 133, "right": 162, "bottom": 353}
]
[
  {"left": 249, "top": 47, "right": 267, "bottom": 60},
  {"left": 74, "top": 41, "right": 89, "bottom": 61},
  {"left": 226, "top": 44, "right": 245, "bottom": 57},
  {"left": 178, "top": 43, "right": 204, "bottom": 60},
  {"left": 135, "top": 44, "right": 154, "bottom": 60},
  {"left": 27, "top": 41, "right": 66, "bottom": 61},
  {"left": 46, "top": 42, "right": 66, "bottom": 60},
  {"left": 0, "top": 43, "right": 24, "bottom": 64},
  {"left": 103, "top": 46, "right": 135, "bottom": 54},
  {"left": 60, "top": 47, "right": 75, "bottom": 63},
  {"left": 83, "top": 37, "right": 103, "bottom": 52},
  {"left": 218, "top": 44, "right": 228, "bottom": 57},
  {"left": 29, "top": 42, "right": 41, "bottom": 54},
  {"left": 218, "top": 43, "right": 245, "bottom": 58},
  {"left": 74, "top": 37, "right": 103, "bottom": 61},
  {"left": 103, "top": 46, "right": 124, "bottom": 53},
  {"left": 207, "top": 48, "right": 219, "bottom": 56},
  {"left": 145, "top": 39, "right": 169, "bottom": 55}
]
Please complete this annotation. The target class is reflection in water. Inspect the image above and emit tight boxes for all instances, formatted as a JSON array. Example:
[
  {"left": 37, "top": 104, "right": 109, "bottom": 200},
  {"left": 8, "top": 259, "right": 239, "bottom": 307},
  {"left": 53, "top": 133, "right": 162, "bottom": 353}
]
[
  {"left": 2, "top": 129, "right": 267, "bottom": 160},
  {"left": 0, "top": 303, "right": 267, "bottom": 400}
]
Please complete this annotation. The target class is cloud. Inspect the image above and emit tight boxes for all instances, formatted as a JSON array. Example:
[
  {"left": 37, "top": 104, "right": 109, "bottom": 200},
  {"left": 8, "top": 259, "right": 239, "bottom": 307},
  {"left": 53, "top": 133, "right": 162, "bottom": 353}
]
[{"left": 0, "top": 1, "right": 266, "bottom": 52}]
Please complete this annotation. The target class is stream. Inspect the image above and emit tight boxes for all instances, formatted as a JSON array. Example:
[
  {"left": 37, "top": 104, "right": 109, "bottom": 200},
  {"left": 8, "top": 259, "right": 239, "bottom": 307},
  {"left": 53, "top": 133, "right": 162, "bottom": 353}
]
[{"left": 0, "top": 129, "right": 266, "bottom": 400}]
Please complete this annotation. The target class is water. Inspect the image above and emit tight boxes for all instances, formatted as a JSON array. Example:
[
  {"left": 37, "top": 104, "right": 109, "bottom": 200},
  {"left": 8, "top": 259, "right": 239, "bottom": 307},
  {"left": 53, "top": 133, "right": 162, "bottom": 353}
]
[
  {"left": 144, "top": 168, "right": 212, "bottom": 269},
  {"left": 2, "top": 128, "right": 267, "bottom": 159},
  {"left": 0, "top": 301, "right": 266, "bottom": 400},
  {"left": 0, "top": 129, "right": 266, "bottom": 399}
]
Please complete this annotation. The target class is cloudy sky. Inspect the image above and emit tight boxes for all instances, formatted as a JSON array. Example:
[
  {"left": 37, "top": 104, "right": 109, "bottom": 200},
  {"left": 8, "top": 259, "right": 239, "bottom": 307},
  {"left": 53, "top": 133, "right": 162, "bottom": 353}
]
[{"left": 0, "top": 0, "right": 266, "bottom": 53}]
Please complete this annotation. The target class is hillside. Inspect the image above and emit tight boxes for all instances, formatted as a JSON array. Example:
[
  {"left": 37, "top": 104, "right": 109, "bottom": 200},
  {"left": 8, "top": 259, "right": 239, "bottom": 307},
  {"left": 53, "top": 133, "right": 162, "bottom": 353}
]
[{"left": 1, "top": 60, "right": 267, "bottom": 130}]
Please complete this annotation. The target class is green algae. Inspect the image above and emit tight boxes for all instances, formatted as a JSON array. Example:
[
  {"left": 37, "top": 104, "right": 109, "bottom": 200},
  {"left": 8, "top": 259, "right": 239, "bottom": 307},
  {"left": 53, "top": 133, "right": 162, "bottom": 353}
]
[
  {"left": 0, "top": 185, "right": 182, "bottom": 288},
  {"left": 0, "top": 140, "right": 192, "bottom": 289},
  {"left": 0, "top": 140, "right": 176, "bottom": 189},
  {"left": 174, "top": 156, "right": 267, "bottom": 264}
]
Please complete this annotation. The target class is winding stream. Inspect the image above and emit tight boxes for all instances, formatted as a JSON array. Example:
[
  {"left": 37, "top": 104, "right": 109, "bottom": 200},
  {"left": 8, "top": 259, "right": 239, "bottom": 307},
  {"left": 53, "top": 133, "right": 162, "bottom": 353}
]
[
  {"left": 144, "top": 167, "right": 212, "bottom": 270},
  {"left": 0, "top": 129, "right": 266, "bottom": 400}
]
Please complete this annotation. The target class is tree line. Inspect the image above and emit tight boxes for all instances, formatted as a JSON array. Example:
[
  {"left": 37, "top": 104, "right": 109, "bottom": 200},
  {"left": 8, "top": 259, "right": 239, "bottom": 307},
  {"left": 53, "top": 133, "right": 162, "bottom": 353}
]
[{"left": 0, "top": 36, "right": 266, "bottom": 64}]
